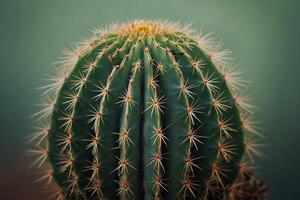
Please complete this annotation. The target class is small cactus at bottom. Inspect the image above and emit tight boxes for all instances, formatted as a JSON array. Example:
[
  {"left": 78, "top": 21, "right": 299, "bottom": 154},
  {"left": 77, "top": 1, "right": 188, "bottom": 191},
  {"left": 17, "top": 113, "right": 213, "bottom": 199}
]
[
  {"left": 228, "top": 170, "right": 268, "bottom": 200},
  {"left": 28, "top": 20, "right": 267, "bottom": 200}
]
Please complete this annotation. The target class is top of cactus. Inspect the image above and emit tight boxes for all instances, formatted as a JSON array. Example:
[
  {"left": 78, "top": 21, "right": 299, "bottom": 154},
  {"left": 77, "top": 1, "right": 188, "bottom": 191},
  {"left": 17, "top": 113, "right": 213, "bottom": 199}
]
[
  {"left": 123, "top": 23, "right": 161, "bottom": 36},
  {"left": 98, "top": 20, "right": 195, "bottom": 37},
  {"left": 116, "top": 21, "right": 177, "bottom": 36}
]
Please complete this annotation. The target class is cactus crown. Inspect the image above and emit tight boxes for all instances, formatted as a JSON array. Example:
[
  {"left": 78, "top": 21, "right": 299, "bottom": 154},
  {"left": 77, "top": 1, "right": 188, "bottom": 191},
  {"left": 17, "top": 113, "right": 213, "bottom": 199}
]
[
  {"left": 118, "top": 22, "right": 164, "bottom": 35},
  {"left": 28, "top": 20, "right": 266, "bottom": 200}
]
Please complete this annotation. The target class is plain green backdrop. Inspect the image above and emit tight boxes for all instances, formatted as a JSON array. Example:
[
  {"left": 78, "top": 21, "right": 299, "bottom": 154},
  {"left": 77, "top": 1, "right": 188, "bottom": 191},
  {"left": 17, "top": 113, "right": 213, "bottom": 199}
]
[{"left": 0, "top": 0, "right": 299, "bottom": 199}]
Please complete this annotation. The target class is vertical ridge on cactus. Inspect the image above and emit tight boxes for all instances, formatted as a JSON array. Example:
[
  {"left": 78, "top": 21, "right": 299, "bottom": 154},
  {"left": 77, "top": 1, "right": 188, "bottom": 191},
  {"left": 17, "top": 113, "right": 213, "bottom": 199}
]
[{"left": 29, "top": 20, "right": 267, "bottom": 200}]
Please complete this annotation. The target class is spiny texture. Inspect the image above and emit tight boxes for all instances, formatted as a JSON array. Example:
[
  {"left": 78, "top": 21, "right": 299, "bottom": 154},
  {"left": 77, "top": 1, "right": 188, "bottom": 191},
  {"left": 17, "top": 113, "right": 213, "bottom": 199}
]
[{"left": 29, "top": 20, "right": 267, "bottom": 200}]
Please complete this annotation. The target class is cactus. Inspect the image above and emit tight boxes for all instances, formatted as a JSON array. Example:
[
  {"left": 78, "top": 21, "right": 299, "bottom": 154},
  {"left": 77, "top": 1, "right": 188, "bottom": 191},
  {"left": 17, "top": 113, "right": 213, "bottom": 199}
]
[{"left": 29, "top": 20, "right": 267, "bottom": 200}]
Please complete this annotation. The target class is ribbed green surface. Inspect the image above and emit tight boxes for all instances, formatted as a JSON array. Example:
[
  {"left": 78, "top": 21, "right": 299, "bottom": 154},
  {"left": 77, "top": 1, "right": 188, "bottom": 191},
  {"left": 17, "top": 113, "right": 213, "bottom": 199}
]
[{"left": 36, "top": 26, "right": 251, "bottom": 200}]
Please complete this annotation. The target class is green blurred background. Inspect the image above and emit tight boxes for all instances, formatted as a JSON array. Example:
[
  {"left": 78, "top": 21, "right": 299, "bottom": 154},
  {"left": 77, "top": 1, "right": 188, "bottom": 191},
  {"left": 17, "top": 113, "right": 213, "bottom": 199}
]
[{"left": 0, "top": 0, "right": 299, "bottom": 199}]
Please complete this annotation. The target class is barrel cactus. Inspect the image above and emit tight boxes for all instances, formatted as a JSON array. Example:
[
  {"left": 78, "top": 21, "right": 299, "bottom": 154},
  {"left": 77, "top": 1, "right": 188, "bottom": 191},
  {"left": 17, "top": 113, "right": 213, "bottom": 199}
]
[{"left": 29, "top": 20, "right": 267, "bottom": 200}]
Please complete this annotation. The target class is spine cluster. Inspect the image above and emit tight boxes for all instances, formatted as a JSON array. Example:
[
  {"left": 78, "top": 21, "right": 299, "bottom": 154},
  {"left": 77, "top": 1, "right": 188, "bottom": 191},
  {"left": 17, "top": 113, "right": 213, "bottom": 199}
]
[{"left": 28, "top": 20, "right": 266, "bottom": 200}]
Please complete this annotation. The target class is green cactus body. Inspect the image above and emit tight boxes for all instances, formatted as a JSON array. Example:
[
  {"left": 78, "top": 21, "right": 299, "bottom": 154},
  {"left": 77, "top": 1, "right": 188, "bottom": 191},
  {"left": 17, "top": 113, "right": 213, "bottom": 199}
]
[{"left": 29, "top": 20, "right": 266, "bottom": 200}]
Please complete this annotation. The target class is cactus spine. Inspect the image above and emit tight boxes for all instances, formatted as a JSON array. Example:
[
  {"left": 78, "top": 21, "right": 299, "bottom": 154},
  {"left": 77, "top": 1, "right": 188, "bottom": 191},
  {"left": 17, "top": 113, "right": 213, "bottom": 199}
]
[{"left": 29, "top": 20, "right": 266, "bottom": 200}]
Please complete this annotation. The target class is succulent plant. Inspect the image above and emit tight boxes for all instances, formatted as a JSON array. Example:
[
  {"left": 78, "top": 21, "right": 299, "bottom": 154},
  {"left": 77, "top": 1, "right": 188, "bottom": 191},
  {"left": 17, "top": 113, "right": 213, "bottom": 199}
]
[{"left": 28, "top": 20, "right": 267, "bottom": 200}]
